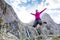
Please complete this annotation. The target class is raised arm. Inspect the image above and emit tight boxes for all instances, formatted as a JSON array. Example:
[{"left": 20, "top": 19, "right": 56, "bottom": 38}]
[
  {"left": 31, "top": 13, "right": 35, "bottom": 15},
  {"left": 40, "top": 8, "right": 47, "bottom": 13}
]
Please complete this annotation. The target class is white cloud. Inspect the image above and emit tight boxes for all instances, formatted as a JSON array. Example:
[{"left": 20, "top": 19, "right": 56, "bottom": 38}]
[
  {"left": 52, "top": 16, "right": 60, "bottom": 24},
  {"left": 20, "top": 0, "right": 27, "bottom": 3},
  {"left": 5, "top": 0, "right": 60, "bottom": 24},
  {"left": 13, "top": 6, "right": 35, "bottom": 23},
  {"left": 53, "top": 0, "right": 60, "bottom": 4},
  {"left": 11, "top": 0, "right": 20, "bottom": 6},
  {"left": 12, "top": 0, "right": 60, "bottom": 24},
  {"left": 44, "top": 0, "right": 60, "bottom": 9}
]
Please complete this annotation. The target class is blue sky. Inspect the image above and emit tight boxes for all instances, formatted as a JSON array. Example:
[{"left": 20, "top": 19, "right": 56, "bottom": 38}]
[{"left": 5, "top": 0, "right": 60, "bottom": 24}]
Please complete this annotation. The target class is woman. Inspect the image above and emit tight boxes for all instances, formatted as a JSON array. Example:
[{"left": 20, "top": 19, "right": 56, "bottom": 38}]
[{"left": 31, "top": 8, "right": 47, "bottom": 28}]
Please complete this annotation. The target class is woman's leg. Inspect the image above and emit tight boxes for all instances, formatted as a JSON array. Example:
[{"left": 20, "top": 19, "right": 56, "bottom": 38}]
[
  {"left": 43, "top": 22, "right": 47, "bottom": 24},
  {"left": 38, "top": 19, "right": 42, "bottom": 26},
  {"left": 33, "top": 20, "right": 38, "bottom": 28}
]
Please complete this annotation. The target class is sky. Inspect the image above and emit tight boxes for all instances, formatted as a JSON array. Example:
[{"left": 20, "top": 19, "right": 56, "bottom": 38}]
[{"left": 5, "top": 0, "right": 60, "bottom": 24}]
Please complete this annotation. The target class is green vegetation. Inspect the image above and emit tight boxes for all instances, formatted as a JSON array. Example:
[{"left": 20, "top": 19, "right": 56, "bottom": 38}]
[
  {"left": 24, "top": 35, "right": 60, "bottom": 40},
  {"left": 0, "top": 17, "right": 3, "bottom": 23}
]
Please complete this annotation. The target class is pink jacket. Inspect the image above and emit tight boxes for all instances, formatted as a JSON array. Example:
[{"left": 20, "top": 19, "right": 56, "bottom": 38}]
[{"left": 31, "top": 8, "right": 47, "bottom": 20}]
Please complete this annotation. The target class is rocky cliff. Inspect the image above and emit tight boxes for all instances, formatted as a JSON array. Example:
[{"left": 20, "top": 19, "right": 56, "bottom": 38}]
[
  {"left": 0, "top": 0, "right": 60, "bottom": 40},
  {"left": 0, "top": 0, "right": 21, "bottom": 40}
]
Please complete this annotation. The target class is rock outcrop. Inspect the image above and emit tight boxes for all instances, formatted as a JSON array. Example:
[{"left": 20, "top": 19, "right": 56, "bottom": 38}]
[
  {"left": 0, "top": 0, "right": 21, "bottom": 40},
  {"left": 0, "top": 0, "right": 60, "bottom": 40}
]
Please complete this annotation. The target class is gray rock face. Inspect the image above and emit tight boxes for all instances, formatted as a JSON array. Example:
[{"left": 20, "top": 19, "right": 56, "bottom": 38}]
[
  {"left": 41, "top": 13, "right": 60, "bottom": 35},
  {"left": 0, "top": 0, "right": 37, "bottom": 40},
  {"left": 0, "top": 0, "right": 60, "bottom": 40},
  {"left": 0, "top": 0, "right": 20, "bottom": 40}
]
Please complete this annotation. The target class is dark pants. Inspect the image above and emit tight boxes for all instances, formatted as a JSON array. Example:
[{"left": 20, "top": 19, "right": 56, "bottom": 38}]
[{"left": 33, "top": 19, "right": 42, "bottom": 28}]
